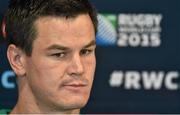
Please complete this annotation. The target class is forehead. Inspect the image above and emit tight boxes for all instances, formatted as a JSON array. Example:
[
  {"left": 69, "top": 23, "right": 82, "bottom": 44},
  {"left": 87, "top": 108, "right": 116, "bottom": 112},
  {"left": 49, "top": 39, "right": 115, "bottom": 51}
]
[{"left": 32, "top": 14, "right": 95, "bottom": 50}]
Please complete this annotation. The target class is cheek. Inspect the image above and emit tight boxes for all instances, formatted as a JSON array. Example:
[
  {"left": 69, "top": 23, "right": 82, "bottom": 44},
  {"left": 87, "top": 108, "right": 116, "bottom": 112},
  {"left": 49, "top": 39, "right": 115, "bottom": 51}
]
[
  {"left": 26, "top": 64, "right": 66, "bottom": 103},
  {"left": 84, "top": 56, "right": 96, "bottom": 80},
  {"left": 26, "top": 61, "right": 65, "bottom": 92}
]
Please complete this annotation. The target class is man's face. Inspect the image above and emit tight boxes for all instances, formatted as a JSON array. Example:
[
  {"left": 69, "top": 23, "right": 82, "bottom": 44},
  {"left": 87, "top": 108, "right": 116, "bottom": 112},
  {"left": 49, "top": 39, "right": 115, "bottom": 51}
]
[{"left": 24, "top": 14, "right": 96, "bottom": 111}]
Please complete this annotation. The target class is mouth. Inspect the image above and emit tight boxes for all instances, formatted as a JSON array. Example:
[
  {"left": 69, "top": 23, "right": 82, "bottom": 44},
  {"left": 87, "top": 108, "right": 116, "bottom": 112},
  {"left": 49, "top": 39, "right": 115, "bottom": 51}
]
[{"left": 62, "top": 82, "right": 88, "bottom": 92}]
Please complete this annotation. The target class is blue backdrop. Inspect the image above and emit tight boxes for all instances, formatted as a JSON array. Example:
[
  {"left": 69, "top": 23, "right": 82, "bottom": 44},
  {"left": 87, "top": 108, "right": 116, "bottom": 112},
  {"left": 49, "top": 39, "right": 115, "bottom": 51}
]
[{"left": 0, "top": 0, "right": 180, "bottom": 114}]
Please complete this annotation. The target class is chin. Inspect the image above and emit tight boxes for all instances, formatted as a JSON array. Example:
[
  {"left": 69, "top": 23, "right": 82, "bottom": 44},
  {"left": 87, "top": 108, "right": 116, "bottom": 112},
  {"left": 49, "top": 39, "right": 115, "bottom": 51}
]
[
  {"left": 56, "top": 100, "right": 87, "bottom": 111},
  {"left": 67, "top": 96, "right": 89, "bottom": 108},
  {"left": 52, "top": 95, "right": 89, "bottom": 110}
]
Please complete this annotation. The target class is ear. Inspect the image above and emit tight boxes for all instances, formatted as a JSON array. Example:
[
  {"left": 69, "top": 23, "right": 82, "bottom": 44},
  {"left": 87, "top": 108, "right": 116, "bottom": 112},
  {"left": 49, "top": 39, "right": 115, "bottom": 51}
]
[{"left": 7, "top": 44, "right": 26, "bottom": 77}]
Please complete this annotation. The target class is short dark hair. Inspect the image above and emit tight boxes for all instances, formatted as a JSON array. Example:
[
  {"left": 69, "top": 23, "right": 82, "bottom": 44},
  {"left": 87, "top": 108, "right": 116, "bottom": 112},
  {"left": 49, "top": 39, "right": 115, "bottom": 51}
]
[{"left": 4, "top": 0, "right": 98, "bottom": 56}]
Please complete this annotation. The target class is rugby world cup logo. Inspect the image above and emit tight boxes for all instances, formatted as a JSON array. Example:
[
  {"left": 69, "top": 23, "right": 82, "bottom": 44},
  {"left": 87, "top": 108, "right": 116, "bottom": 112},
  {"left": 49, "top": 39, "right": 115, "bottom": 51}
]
[{"left": 96, "top": 14, "right": 117, "bottom": 46}]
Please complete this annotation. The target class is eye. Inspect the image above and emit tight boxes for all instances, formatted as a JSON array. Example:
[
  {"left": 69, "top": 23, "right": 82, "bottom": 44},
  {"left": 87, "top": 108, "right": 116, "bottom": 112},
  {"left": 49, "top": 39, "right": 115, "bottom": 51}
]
[
  {"left": 51, "top": 52, "right": 66, "bottom": 58},
  {"left": 80, "top": 49, "right": 93, "bottom": 56}
]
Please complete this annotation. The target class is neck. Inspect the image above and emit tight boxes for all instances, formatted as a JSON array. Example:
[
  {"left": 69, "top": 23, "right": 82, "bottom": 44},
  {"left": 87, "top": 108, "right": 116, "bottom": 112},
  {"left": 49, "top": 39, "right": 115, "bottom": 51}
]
[
  {"left": 11, "top": 105, "right": 80, "bottom": 114},
  {"left": 10, "top": 79, "right": 80, "bottom": 114}
]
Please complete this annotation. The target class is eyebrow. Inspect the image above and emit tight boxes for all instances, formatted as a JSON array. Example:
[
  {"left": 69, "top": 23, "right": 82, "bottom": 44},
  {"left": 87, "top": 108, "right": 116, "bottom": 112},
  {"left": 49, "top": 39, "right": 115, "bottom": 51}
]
[
  {"left": 83, "top": 40, "right": 96, "bottom": 48},
  {"left": 46, "top": 40, "right": 96, "bottom": 51}
]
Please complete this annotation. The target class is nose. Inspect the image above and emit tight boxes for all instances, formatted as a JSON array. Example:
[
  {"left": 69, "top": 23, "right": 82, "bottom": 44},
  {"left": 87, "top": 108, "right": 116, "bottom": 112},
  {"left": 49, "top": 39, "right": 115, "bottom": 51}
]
[{"left": 67, "top": 54, "right": 84, "bottom": 76}]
